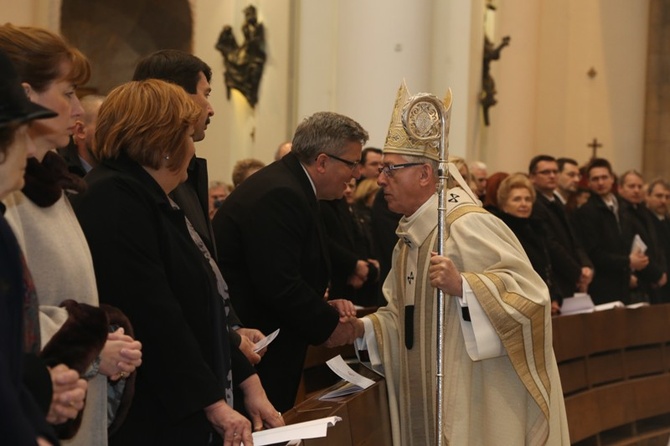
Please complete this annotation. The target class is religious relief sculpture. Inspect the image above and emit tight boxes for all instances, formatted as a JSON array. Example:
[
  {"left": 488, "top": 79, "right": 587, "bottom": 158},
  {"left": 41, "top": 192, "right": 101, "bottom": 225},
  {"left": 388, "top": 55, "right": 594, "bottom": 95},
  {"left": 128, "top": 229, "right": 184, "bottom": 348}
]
[
  {"left": 215, "top": 5, "right": 266, "bottom": 108},
  {"left": 480, "top": 35, "right": 510, "bottom": 126}
]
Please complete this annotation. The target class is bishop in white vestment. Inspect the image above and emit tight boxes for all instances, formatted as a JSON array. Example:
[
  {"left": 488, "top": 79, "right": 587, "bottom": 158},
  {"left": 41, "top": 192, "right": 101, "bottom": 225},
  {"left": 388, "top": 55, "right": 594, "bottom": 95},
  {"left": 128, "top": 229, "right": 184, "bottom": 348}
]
[{"left": 350, "top": 82, "right": 570, "bottom": 445}]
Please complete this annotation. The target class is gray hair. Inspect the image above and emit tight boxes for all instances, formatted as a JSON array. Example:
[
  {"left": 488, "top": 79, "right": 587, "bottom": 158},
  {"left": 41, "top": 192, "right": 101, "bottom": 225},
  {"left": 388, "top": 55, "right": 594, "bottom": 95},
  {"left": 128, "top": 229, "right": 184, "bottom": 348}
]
[
  {"left": 291, "top": 112, "right": 368, "bottom": 164},
  {"left": 470, "top": 160, "right": 487, "bottom": 171},
  {"left": 646, "top": 177, "right": 670, "bottom": 196}
]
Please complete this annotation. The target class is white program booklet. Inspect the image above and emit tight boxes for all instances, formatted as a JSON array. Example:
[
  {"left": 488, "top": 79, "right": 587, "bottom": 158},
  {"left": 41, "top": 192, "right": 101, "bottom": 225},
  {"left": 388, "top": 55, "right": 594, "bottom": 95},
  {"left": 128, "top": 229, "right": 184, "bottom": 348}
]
[
  {"left": 318, "top": 355, "right": 375, "bottom": 400},
  {"left": 631, "top": 234, "right": 648, "bottom": 254},
  {"left": 253, "top": 329, "right": 280, "bottom": 353},
  {"left": 561, "top": 293, "right": 627, "bottom": 315},
  {"left": 248, "top": 416, "right": 342, "bottom": 446},
  {"left": 560, "top": 293, "right": 596, "bottom": 315}
]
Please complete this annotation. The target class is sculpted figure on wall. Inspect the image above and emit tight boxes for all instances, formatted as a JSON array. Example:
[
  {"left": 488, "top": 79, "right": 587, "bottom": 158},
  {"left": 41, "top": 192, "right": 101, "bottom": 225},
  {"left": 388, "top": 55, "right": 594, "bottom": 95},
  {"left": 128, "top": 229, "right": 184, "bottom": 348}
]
[
  {"left": 481, "top": 35, "right": 510, "bottom": 126},
  {"left": 216, "top": 5, "right": 266, "bottom": 108}
]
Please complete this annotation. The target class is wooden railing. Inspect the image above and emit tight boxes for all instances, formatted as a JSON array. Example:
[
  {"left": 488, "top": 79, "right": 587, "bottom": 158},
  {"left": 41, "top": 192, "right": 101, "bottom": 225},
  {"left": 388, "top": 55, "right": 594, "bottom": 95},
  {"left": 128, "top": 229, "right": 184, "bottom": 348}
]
[{"left": 552, "top": 305, "right": 670, "bottom": 445}]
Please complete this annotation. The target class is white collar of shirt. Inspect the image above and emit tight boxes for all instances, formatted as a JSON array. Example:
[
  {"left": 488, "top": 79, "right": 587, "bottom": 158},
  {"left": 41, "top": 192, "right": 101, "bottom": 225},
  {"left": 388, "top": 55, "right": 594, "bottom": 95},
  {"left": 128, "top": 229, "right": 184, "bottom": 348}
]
[
  {"left": 603, "top": 193, "right": 617, "bottom": 209},
  {"left": 554, "top": 190, "right": 567, "bottom": 205},
  {"left": 299, "top": 161, "right": 317, "bottom": 198}
]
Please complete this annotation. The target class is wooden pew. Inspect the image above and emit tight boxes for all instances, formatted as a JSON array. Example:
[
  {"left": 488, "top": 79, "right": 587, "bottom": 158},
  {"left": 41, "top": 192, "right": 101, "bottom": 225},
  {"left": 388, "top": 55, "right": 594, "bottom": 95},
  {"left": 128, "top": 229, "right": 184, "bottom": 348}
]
[
  {"left": 283, "top": 362, "right": 393, "bottom": 445},
  {"left": 553, "top": 305, "right": 670, "bottom": 445}
]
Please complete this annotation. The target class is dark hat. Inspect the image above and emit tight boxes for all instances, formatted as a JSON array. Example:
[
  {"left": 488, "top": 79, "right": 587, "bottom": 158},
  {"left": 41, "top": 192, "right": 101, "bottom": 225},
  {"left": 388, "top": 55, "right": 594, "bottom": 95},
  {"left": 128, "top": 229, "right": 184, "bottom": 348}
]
[{"left": 0, "top": 49, "right": 57, "bottom": 128}]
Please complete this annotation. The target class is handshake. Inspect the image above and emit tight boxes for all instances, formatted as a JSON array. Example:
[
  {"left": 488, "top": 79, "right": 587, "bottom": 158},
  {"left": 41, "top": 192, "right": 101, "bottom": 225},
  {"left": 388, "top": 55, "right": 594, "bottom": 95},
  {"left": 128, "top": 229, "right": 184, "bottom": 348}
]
[{"left": 323, "top": 299, "right": 365, "bottom": 348}]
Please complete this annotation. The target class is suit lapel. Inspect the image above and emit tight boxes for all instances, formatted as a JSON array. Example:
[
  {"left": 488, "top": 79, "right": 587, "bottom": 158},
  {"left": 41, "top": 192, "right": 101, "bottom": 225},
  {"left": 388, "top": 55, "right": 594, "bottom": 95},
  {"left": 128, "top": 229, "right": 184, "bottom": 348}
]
[{"left": 282, "top": 153, "right": 332, "bottom": 278}]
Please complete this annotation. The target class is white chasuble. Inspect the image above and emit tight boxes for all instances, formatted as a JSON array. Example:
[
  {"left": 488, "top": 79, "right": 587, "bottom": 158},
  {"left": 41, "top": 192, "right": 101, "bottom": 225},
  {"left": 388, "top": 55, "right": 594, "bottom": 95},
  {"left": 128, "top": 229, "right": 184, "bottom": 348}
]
[{"left": 357, "top": 189, "right": 569, "bottom": 446}]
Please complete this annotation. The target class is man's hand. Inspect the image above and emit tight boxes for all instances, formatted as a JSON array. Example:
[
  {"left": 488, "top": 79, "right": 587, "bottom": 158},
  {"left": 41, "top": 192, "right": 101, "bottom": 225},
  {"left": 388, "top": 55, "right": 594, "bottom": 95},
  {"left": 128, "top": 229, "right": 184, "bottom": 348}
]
[
  {"left": 327, "top": 299, "right": 357, "bottom": 322},
  {"left": 428, "top": 253, "right": 463, "bottom": 297},
  {"left": 577, "top": 267, "right": 594, "bottom": 292},
  {"left": 46, "top": 364, "right": 87, "bottom": 424},
  {"left": 347, "top": 260, "right": 370, "bottom": 289},
  {"left": 630, "top": 252, "right": 649, "bottom": 271},
  {"left": 551, "top": 300, "right": 561, "bottom": 316},
  {"left": 324, "top": 319, "right": 359, "bottom": 348}
]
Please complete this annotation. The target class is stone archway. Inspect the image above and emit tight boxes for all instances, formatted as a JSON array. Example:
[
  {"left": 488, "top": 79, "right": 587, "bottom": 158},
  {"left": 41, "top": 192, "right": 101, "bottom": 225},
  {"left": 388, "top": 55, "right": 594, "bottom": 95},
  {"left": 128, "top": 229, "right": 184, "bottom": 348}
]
[{"left": 60, "top": 0, "right": 193, "bottom": 95}]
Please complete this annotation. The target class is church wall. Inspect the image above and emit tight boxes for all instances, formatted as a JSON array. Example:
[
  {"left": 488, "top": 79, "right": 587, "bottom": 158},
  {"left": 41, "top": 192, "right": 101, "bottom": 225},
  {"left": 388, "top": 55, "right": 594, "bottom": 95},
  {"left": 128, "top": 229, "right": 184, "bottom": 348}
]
[
  {"left": 0, "top": 0, "right": 651, "bottom": 180},
  {"left": 190, "top": 0, "right": 294, "bottom": 185},
  {"left": 295, "top": 0, "right": 482, "bottom": 161},
  {"left": 488, "top": 0, "right": 649, "bottom": 174}
]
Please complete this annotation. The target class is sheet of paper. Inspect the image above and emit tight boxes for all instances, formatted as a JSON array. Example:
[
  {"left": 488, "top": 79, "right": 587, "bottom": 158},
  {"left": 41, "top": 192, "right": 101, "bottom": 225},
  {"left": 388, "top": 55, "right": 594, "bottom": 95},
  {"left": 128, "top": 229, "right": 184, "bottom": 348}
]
[
  {"left": 631, "top": 234, "right": 647, "bottom": 254},
  {"left": 594, "top": 301, "right": 625, "bottom": 311},
  {"left": 560, "top": 293, "right": 595, "bottom": 315},
  {"left": 248, "top": 416, "right": 341, "bottom": 446},
  {"left": 253, "top": 328, "right": 279, "bottom": 353},
  {"left": 325, "top": 355, "right": 375, "bottom": 389},
  {"left": 318, "top": 355, "right": 375, "bottom": 400},
  {"left": 319, "top": 381, "right": 363, "bottom": 400}
]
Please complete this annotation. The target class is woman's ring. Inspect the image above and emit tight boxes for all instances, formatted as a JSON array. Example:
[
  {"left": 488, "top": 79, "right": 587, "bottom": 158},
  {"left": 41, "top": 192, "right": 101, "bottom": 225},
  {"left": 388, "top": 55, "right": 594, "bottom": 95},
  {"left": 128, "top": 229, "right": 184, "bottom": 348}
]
[{"left": 119, "top": 371, "right": 128, "bottom": 379}]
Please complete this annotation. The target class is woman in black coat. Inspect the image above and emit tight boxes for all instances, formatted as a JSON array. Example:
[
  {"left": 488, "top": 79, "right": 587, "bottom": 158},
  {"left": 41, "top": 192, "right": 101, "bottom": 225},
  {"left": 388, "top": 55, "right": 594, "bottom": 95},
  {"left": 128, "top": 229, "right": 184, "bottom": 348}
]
[
  {"left": 74, "top": 79, "right": 283, "bottom": 446},
  {"left": 495, "top": 173, "right": 566, "bottom": 315}
]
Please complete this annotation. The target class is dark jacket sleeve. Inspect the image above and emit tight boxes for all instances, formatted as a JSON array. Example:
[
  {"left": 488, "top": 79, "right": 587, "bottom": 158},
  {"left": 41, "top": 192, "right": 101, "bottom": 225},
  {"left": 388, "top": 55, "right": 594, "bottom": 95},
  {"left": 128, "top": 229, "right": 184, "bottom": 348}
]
[{"left": 216, "top": 185, "right": 339, "bottom": 345}]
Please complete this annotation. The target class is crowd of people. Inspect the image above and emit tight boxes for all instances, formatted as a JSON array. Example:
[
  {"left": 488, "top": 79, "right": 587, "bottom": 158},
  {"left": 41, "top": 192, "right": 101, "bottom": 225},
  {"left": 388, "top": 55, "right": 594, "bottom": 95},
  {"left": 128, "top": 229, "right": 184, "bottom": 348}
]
[{"left": 2, "top": 21, "right": 667, "bottom": 446}]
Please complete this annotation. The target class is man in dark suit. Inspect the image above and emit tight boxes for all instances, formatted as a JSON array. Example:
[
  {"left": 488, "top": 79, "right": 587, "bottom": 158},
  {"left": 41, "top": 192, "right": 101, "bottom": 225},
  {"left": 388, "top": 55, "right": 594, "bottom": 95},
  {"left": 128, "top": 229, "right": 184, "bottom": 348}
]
[
  {"left": 618, "top": 171, "right": 667, "bottom": 303},
  {"left": 645, "top": 178, "right": 670, "bottom": 303},
  {"left": 573, "top": 158, "right": 649, "bottom": 305},
  {"left": 213, "top": 111, "right": 367, "bottom": 412},
  {"left": 529, "top": 155, "right": 593, "bottom": 300},
  {"left": 132, "top": 50, "right": 216, "bottom": 255},
  {"left": 132, "top": 50, "right": 265, "bottom": 366}
]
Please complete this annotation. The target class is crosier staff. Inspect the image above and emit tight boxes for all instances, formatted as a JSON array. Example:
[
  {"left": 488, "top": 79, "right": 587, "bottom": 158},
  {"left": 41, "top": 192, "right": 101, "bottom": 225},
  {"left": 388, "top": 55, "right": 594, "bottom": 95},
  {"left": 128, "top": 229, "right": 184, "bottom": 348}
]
[{"left": 401, "top": 89, "right": 453, "bottom": 446}]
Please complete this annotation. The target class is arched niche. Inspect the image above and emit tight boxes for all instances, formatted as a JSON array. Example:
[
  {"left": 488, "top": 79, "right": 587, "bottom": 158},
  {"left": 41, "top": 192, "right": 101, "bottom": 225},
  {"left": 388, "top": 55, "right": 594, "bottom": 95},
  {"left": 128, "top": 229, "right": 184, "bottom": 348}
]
[{"left": 60, "top": 0, "right": 193, "bottom": 95}]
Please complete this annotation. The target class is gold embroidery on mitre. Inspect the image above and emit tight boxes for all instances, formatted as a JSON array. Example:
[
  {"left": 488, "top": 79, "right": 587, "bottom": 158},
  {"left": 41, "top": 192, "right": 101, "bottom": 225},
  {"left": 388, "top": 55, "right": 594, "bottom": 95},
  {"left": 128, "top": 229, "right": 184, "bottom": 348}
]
[
  {"left": 383, "top": 80, "right": 449, "bottom": 162},
  {"left": 383, "top": 80, "right": 413, "bottom": 153}
]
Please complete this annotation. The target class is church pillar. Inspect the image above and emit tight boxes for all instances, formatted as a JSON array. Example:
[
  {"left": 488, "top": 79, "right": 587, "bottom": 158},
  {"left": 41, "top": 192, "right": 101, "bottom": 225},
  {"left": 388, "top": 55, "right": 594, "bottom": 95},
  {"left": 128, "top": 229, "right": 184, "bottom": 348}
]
[
  {"left": 295, "top": 0, "right": 482, "bottom": 158},
  {"left": 643, "top": 0, "right": 670, "bottom": 179}
]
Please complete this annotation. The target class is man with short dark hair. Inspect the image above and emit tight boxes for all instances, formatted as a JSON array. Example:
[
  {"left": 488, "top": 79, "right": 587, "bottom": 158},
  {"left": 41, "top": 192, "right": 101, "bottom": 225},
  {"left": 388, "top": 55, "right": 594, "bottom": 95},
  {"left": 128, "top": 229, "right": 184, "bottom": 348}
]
[
  {"left": 132, "top": 50, "right": 271, "bottom": 404},
  {"left": 359, "top": 146, "right": 382, "bottom": 180},
  {"left": 528, "top": 155, "right": 593, "bottom": 303},
  {"left": 573, "top": 158, "right": 648, "bottom": 304},
  {"left": 213, "top": 111, "right": 367, "bottom": 412},
  {"left": 133, "top": 49, "right": 215, "bottom": 254},
  {"left": 555, "top": 157, "right": 581, "bottom": 205}
]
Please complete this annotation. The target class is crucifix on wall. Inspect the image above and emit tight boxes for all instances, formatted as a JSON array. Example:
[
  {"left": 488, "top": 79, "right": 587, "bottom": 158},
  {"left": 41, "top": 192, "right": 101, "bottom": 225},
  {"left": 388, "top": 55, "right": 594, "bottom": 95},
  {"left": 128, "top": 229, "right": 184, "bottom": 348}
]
[{"left": 587, "top": 138, "right": 602, "bottom": 159}]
